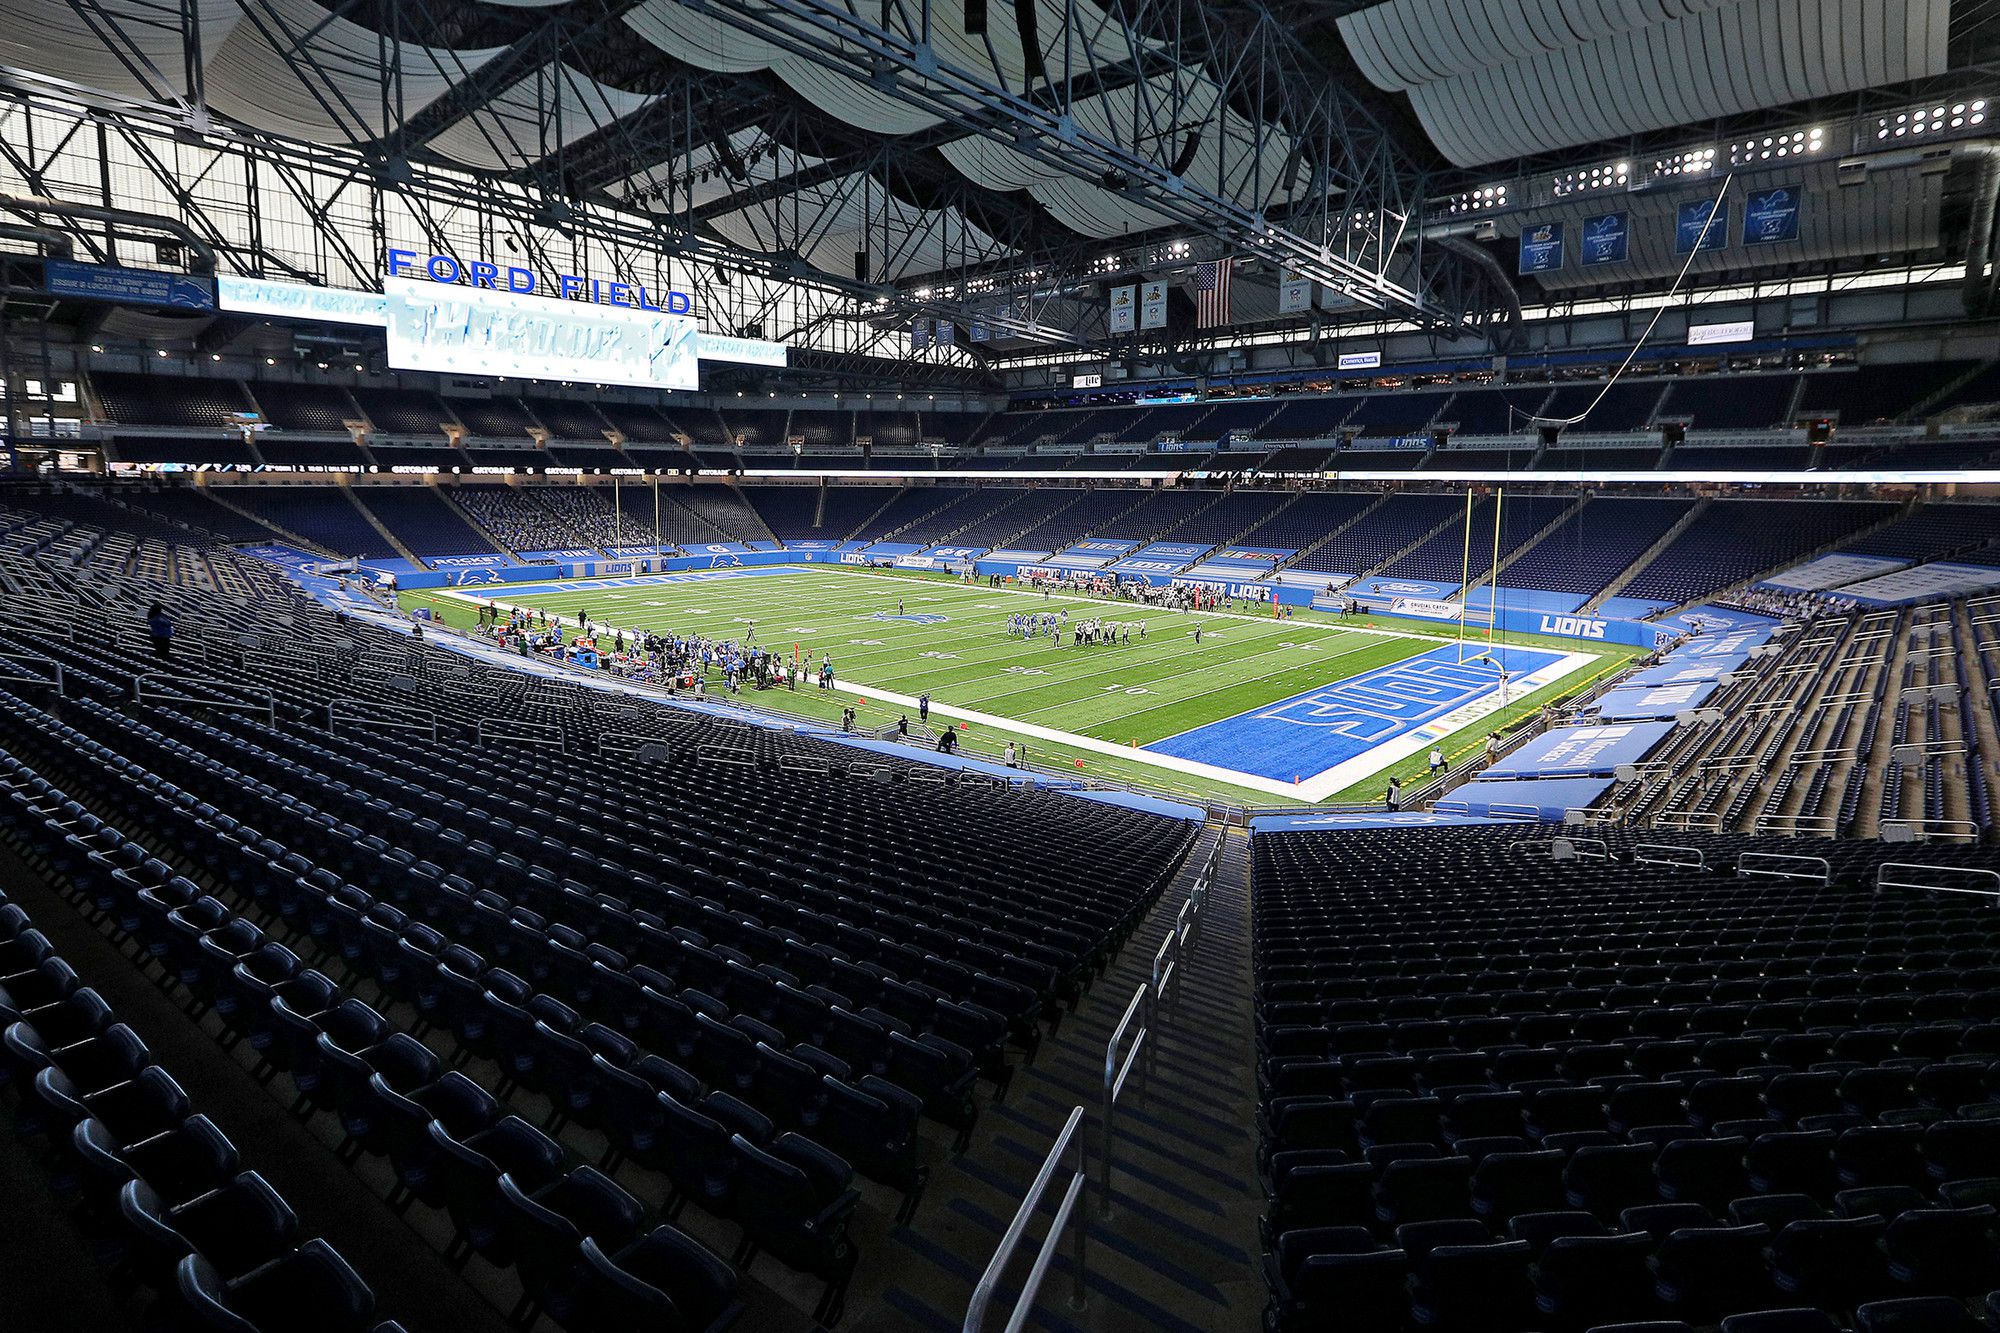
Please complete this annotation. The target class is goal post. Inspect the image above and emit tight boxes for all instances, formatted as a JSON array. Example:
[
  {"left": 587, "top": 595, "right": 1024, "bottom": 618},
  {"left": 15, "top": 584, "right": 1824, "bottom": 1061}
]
[{"left": 1456, "top": 487, "right": 1503, "bottom": 665}]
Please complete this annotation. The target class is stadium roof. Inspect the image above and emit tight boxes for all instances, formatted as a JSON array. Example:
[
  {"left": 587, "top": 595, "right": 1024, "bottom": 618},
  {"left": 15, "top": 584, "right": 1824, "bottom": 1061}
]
[{"left": 1, "top": 0, "right": 1997, "bottom": 358}]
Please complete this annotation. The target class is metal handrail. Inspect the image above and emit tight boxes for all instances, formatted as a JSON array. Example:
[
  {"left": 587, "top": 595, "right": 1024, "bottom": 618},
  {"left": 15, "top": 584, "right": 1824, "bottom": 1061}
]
[
  {"left": 1634, "top": 843, "right": 1707, "bottom": 869},
  {"left": 327, "top": 697, "right": 438, "bottom": 743},
  {"left": 1099, "top": 983, "right": 1149, "bottom": 1216},
  {"left": 1876, "top": 863, "right": 2000, "bottom": 896},
  {"left": 1880, "top": 818, "right": 1983, "bottom": 843},
  {"left": 0, "top": 652, "right": 62, "bottom": 694},
  {"left": 135, "top": 673, "right": 276, "bottom": 723},
  {"left": 1104, "top": 828, "right": 1220, "bottom": 1218},
  {"left": 964, "top": 1105, "right": 1089, "bottom": 1332},
  {"left": 1737, "top": 852, "right": 1832, "bottom": 884}
]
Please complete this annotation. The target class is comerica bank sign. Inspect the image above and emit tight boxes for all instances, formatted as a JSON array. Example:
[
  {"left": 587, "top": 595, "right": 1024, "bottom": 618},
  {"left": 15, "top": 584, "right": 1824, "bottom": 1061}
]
[{"left": 385, "top": 250, "right": 695, "bottom": 316}]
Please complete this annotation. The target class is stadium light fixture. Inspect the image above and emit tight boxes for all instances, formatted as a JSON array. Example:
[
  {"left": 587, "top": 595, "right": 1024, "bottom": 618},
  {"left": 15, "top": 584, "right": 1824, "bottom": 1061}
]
[
  {"left": 1550, "top": 162, "right": 1630, "bottom": 198},
  {"left": 1444, "top": 184, "right": 1510, "bottom": 215},
  {"left": 1653, "top": 146, "right": 1719, "bottom": 177},
  {"left": 1878, "top": 99, "right": 1987, "bottom": 139},
  {"left": 1730, "top": 127, "right": 1823, "bottom": 166}
]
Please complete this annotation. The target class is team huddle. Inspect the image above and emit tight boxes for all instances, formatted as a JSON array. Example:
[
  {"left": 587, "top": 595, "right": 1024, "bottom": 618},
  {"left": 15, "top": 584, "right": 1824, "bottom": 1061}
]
[{"left": 1007, "top": 610, "right": 1148, "bottom": 646}]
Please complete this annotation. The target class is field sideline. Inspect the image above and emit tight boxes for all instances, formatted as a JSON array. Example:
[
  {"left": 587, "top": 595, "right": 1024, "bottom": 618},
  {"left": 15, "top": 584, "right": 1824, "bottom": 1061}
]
[{"left": 404, "top": 566, "right": 1641, "bottom": 805}]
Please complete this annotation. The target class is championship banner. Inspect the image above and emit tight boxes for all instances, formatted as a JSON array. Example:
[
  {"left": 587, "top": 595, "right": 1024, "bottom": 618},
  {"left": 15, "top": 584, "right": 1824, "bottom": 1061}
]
[
  {"left": 1277, "top": 273, "right": 1312, "bottom": 314},
  {"left": 1743, "top": 185, "right": 1801, "bottom": 245},
  {"left": 1517, "top": 221, "right": 1564, "bottom": 275},
  {"left": 935, "top": 320, "right": 957, "bottom": 347},
  {"left": 1109, "top": 285, "right": 1136, "bottom": 333},
  {"left": 1675, "top": 199, "right": 1730, "bottom": 254},
  {"left": 909, "top": 318, "right": 932, "bottom": 349},
  {"left": 1581, "top": 213, "right": 1628, "bottom": 265},
  {"left": 1139, "top": 280, "right": 1168, "bottom": 330}
]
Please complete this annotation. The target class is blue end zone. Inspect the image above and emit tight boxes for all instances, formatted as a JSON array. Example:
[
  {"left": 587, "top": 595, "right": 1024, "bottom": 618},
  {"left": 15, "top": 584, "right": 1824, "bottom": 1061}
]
[{"left": 1143, "top": 644, "right": 1565, "bottom": 781}]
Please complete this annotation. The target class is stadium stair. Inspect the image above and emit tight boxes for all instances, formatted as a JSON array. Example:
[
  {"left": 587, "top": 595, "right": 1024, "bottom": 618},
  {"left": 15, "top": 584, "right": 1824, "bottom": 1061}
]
[
  {"left": 1463, "top": 495, "right": 1590, "bottom": 595},
  {"left": 341, "top": 490, "right": 423, "bottom": 566},
  {"left": 1344, "top": 504, "right": 1473, "bottom": 584},
  {"left": 1903, "top": 359, "right": 1998, "bottom": 423},
  {"left": 732, "top": 484, "right": 781, "bottom": 545},
  {"left": 1273, "top": 494, "right": 1392, "bottom": 575},
  {"left": 979, "top": 489, "right": 1085, "bottom": 550},
  {"left": 196, "top": 489, "right": 331, "bottom": 557},
  {"left": 1224, "top": 491, "right": 1303, "bottom": 549},
  {"left": 1581, "top": 499, "right": 1712, "bottom": 613},
  {"left": 852, "top": 822, "right": 1265, "bottom": 1333},
  {"left": 441, "top": 490, "right": 527, "bottom": 564},
  {"left": 843, "top": 487, "right": 915, "bottom": 542},
  {"left": 1149, "top": 490, "right": 1234, "bottom": 541}
]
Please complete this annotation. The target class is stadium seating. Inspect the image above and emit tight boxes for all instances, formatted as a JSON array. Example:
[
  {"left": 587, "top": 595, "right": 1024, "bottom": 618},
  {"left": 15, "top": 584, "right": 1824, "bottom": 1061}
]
[
  {"left": 788, "top": 411, "right": 854, "bottom": 449},
  {"left": 1617, "top": 501, "right": 1892, "bottom": 607},
  {"left": 251, "top": 383, "right": 363, "bottom": 433},
  {"left": 1254, "top": 824, "right": 2000, "bottom": 1333},
  {"left": 446, "top": 397, "right": 538, "bottom": 440},
  {"left": 1254, "top": 398, "right": 1352, "bottom": 441},
  {"left": 225, "top": 488, "right": 397, "bottom": 559},
  {"left": 1543, "top": 380, "right": 1670, "bottom": 433},
  {"left": 1295, "top": 493, "right": 1462, "bottom": 577},
  {"left": 1844, "top": 505, "right": 2000, "bottom": 564},
  {"left": 1343, "top": 392, "right": 1450, "bottom": 439},
  {"left": 1091, "top": 489, "right": 1220, "bottom": 540},
  {"left": 1001, "top": 489, "right": 1142, "bottom": 550},
  {"left": 453, "top": 485, "right": 627, "bottom": 553},
  {"left": 1495, "top": 497, "right": 1691, "bottom": 600},
  {"left": 93, "top": 372, "right": 255, "bottom": 429},
  {"left": 352, "top": 489, "right": 503, "bottom": 561},
  {"left": 1798, "top": 364, "right": 1977, "bottom": 427},
  {"left": 0, "top": 493, "right": 1196, "bottom": 1328},
  {"left": 595, "top": 403, "right": 681, "bottom": 444},
  {"left": 1231, "top": 492, "right": 1374, "bottom": 554},
  {"left": 1166, "top": 491, "right": 1290, "bottom": 545},
  {"left": 1443, "top": 388, "right": 1541, "bottom": 436},
  {"left": 718, "top": 410, "right": 786, "bottom": 450},
  {"left": 1376, "top": 494, "right": 1574, "bottom": 584},
  {"left": 113, "top": 488, "right": 284, "bottom": 545},
  {"left": 1664, "top": 375, "right": 1802, "bottom": 431},
  {"left": 352, "top": 389, "right": 454, "bottom": 437}
]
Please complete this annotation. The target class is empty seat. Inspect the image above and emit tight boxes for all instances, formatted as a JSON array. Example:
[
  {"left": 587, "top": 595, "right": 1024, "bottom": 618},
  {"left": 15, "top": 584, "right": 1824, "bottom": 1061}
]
[
  {"left": 174, "top": 1239, "right": 376, "bottom": 1333},
  {"left": 1651, "top": 1224, "right": 1776, "bottom": 1321}
]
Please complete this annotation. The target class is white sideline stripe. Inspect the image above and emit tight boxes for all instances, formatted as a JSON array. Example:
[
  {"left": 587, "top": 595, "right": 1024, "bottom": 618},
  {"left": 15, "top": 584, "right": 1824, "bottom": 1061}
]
[{"left": 432, "top": 579, "right": 1603, "bottom": 802}]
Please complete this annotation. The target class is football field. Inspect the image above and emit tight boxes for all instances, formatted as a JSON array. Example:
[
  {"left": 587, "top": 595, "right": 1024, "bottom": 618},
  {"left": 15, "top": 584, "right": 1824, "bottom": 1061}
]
[{"left": 407, "top": 565, "right": 1639, "bottom": 805}]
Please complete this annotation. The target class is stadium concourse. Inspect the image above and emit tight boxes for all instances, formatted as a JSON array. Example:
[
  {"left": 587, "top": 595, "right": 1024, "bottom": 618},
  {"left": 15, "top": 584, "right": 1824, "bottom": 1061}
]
[{"left": 14, "top": 0, "right": 2000, "bottom": 1326}]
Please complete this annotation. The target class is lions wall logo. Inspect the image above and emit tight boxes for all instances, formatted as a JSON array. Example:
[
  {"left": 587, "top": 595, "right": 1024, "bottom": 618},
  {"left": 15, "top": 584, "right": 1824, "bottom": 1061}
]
[{"left": 1539, "top": 614, "right": 1607, "bottom": 640}]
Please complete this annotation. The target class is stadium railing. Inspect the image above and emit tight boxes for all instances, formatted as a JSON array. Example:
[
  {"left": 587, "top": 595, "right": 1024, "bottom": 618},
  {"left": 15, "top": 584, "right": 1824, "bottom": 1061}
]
[
  {"left": 1875, "top": 860, "right": 2000, "bottom": 896},
  {"left": 1881, "top": 816, "right": 1984, "bottom": 843},
  {"left": 963, "top": 1105, "right": 1090, "bottom": 1332},
  {"left": 1101, "top": 826, "right": 1219, "bottom": 1213}
]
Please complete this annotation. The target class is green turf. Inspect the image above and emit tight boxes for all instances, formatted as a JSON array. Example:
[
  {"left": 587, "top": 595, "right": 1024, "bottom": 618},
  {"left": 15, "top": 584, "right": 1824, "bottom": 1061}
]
[{"left": 402, "top": 566, "right": 1641, "bottom": 806}]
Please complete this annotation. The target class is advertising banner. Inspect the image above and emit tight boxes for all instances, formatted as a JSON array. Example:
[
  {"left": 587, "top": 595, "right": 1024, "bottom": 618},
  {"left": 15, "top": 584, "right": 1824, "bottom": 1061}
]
[{"left": 384, "top": 276, "right": 698, "bottom": 392}]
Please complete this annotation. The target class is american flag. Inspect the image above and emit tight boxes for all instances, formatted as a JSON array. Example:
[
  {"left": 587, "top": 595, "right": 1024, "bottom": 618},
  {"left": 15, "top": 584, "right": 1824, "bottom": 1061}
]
[{"left": 1192, "top": 259, "right": 1231, "bottom": 329}]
